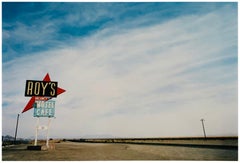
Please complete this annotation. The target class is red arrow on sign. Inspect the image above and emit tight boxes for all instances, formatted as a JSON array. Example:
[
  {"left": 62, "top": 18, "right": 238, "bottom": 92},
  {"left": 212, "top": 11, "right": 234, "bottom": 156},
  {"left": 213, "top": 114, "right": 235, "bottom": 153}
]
[{"left": 22, "top": 73, "right": 66, "bottom": 113}]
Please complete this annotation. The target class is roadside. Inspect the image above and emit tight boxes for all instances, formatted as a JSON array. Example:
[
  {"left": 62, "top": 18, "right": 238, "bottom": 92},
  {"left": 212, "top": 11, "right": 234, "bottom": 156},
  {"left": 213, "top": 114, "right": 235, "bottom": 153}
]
[{"left": 2, "top": 141, "right": 238, "bottom": 161}]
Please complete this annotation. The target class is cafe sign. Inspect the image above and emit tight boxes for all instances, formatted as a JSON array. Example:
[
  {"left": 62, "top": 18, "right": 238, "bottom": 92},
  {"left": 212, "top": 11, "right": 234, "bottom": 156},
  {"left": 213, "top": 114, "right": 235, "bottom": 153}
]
[{"left": 33, "top": 100, "right": 55, "bottom": 117}]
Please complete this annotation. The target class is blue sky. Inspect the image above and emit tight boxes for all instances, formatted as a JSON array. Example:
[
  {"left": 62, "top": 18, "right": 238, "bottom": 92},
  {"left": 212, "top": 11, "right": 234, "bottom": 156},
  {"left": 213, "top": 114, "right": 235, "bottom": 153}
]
[
  {"left": 2, "top": 2, "right": 238, "bottom": 138},
  {"left": 3, "top": 2, "right": 235, "bottom": 62}
]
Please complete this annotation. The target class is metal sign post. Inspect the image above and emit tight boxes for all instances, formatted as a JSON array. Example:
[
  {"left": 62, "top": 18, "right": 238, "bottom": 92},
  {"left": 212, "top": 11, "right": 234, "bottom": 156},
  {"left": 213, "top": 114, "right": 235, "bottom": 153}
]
[
  {"left": 34, "top": 117, "right": 40, "bottom": 146},
  {"left": 46, "top": 118, "right": 52, "bottom": 148},
  {"left": 14, "top": 114, "right": 20, "bottom": 144},
  {"left": 200, "top": 119, "right": 207, "bottom": 139}
]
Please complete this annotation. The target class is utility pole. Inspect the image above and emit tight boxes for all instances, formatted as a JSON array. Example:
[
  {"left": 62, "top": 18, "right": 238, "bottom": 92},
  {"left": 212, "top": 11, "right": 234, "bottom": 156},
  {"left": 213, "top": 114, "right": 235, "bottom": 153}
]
[
  {"left": 200, "top": 118, "right": 207, "bottom": 139},
  {"left": 14, "top": 114, "right": 20, "bottom": 144}
]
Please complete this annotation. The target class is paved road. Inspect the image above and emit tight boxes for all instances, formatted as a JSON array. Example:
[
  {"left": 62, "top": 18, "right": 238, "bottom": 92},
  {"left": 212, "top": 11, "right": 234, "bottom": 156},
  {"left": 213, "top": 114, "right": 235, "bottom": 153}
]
[{"left": 2, "top": 142, "right": 238, "bottom": 161}]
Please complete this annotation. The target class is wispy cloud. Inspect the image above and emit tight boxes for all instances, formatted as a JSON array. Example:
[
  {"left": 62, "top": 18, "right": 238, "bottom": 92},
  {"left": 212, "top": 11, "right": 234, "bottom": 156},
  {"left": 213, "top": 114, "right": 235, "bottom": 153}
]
[
  {"left": 3, "top": 2, "right": 235, "bottom": 61},
  {"left": 2, "top": 3, "right": 237, "bottom": 138}
]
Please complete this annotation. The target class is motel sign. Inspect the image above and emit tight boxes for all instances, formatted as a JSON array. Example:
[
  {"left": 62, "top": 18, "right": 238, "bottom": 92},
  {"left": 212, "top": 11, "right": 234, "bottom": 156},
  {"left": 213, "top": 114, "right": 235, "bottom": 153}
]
[{"left": 33, "top": 100, "right": 55, "bottom": 117}]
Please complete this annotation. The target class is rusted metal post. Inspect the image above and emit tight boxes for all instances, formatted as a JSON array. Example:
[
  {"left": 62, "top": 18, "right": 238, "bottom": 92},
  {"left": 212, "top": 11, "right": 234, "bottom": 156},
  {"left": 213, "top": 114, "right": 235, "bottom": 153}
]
[{"left": 14, "top": 114, "right": 20, "bottom": 144}]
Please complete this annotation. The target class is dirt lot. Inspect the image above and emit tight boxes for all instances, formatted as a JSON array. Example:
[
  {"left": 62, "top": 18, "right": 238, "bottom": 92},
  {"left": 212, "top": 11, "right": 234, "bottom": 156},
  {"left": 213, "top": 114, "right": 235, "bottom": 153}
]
[{"left": 2, "top": 141, "right": 238, "bottom": 161}]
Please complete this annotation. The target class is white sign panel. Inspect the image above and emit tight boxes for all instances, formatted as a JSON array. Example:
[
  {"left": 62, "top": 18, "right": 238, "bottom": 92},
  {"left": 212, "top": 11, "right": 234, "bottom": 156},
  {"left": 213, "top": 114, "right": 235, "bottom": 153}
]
[{"left": 33, "top": 100, "right": 55, "bottom": 117}]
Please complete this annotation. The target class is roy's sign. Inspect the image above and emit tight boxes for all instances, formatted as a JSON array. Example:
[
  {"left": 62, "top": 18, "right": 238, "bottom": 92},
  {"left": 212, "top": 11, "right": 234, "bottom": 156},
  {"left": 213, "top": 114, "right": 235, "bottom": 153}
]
[
  {"left": 22, "top": 73, "right": 65, "bottom": 113},
  {"left": 33, "top": 100, "right": 55, "bottom": 117},
  {"left": 25, "top": 80, "right": 58, "bottom": 97}
]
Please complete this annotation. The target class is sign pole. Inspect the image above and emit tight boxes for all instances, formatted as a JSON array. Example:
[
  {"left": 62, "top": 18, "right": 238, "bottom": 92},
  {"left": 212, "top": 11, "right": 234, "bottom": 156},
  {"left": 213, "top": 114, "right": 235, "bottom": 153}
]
[
  {"left": 34, "top": 117, "right": 40, "bottom": 146},
  {"left": 14, "top": 114, "right": 20, "bottom": 144},
  {"left": 200, "top": 119, "right": 207, "bottom": 139}
]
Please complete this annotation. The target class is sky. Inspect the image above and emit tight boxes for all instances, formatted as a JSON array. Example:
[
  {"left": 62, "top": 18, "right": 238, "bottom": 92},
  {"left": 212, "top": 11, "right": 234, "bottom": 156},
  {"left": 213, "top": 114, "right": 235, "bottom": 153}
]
[{"left": 2, "top": 2, "right": 238, "bottom": 139}]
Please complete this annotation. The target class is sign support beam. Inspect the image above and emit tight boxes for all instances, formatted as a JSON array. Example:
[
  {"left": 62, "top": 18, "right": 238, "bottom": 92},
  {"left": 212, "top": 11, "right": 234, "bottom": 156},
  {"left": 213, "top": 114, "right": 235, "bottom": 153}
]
[
  {"left": 34, "top": 117, "right": 40, "bottom": 146},
  {"left": 46, "top": 118, "right": 52, "bottom": 148}
]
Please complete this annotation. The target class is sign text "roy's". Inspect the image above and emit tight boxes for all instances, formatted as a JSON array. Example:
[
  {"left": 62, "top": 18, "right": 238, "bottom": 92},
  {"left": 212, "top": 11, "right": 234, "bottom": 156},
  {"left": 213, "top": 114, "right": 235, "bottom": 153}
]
[{"left": 25, "top": 80, "right": 58, "bottom": 97}]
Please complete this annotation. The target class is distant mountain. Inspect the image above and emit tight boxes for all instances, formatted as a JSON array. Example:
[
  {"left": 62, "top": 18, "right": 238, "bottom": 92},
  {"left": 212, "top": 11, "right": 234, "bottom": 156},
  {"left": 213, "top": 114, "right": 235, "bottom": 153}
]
[
  {"left": 2, "top": 135, "right": 15, "bottom": 141},
  {"left": 2, "top": 135, "right": 31, "bottom": 141},
  {"left": 81, "top": 134, "right": 115, "bottom": 139}
]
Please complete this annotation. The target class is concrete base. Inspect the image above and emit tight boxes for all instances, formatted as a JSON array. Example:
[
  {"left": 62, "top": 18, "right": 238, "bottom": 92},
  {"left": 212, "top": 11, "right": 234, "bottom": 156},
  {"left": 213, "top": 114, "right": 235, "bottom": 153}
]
[{"left": 27, "top": 145, "right": 42, "bottom": 150}]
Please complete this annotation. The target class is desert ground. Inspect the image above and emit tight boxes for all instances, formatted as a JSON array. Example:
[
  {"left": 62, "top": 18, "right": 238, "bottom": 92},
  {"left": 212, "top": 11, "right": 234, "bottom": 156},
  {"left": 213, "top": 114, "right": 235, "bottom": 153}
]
[{"left": 2, "top": 139, "right": 238, "bottom": 161}]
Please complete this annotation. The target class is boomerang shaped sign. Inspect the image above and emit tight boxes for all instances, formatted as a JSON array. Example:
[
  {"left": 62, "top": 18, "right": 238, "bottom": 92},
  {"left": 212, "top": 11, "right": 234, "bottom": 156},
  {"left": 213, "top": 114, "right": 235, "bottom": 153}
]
[{"left": 22, "top": 73, "right": 66, "bottom": 113}]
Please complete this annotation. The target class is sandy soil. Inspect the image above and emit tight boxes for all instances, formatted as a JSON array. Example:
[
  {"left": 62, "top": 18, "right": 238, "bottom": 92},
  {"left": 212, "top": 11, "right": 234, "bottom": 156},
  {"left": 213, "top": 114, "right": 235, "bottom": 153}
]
[{"left": 2, "top": 141, "right": 238, "bottom": 161}]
